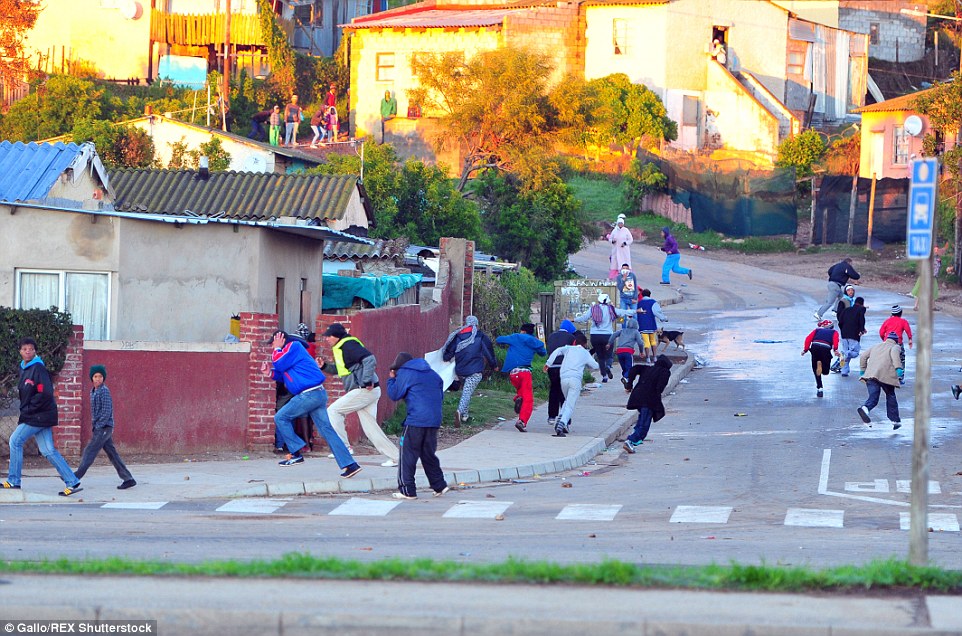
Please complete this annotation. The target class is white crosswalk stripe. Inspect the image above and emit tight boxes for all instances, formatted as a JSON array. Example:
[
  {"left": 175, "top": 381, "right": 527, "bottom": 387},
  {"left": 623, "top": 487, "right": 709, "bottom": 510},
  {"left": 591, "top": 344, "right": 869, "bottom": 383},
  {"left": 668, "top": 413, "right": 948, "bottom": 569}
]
[
  {"left": 899, "top": 512, "right": 959, "bottom": 532},
  {"left": 443, "top": 500, "right": 513, "bottom": 519},
  {"left": 215, "top": 499, "right": 290, "bottom": 514},
  {"left": 556, "top": 504, "right": 622, "bottom": 521},
  {"left": 784, "top": 508, "right": 844, "bottom": 528},
  {"left": 101, "top": 502, "right": 168, "bottom": 510},
  {"left": 895, "top": 480, "right": 941, "bottom": 494},
  {"left": 669, "top": 505, "right": 732, "bottom": 524},
  {"left": 329, "top": 497, "right": 401, "bottom": 516}
]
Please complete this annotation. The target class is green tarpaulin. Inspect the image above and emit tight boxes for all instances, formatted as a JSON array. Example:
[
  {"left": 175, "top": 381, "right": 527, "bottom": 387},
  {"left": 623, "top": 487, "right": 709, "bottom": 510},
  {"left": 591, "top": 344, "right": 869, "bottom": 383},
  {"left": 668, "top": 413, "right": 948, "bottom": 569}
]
[{"left": 322, "top": 273, "right": 422, "bottom": 310}]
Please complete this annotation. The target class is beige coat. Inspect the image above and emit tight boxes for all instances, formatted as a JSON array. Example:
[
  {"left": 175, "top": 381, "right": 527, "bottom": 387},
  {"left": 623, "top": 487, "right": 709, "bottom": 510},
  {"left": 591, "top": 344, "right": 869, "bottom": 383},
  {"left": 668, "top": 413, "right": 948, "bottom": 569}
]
[{"left": 859, "top": 339, "right": 902, "bottom": 387}]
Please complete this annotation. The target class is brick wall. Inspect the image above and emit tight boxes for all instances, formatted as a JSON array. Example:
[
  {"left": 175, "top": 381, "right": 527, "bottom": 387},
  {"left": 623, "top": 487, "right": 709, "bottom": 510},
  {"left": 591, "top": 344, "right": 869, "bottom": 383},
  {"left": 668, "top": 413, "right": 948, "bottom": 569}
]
[
  {"left": 240, "top": 312, "right": 279, "bottom": 451},
  {"left": 53, "top": 326, "right": 84, "bottom": 457}
]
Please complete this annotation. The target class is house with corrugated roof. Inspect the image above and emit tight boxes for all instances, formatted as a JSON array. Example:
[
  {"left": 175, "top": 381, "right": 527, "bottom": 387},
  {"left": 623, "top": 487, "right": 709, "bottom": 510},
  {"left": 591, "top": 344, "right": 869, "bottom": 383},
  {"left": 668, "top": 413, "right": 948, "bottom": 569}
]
[{"left": 1, "top": 141, "right": 372, "bottom": 343}]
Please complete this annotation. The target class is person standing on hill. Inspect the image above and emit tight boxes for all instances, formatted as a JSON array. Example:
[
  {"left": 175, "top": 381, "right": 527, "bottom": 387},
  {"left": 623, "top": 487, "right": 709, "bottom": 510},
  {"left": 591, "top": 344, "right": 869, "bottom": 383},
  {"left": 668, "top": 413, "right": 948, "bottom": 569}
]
[
  {"left": 802, "top": 319, "right": 839, "bottom": 398},
  {"left": 496, "top": 323, "right": 547, "bottom": 433},
  {"left": 814, "top": 258, "right": 860, "bottom": 321},
  {"left": 659, "top": 227, "right": 692, "bottom": 285},
  {"left": 442, "top": 315, "right": 497, "bottom": 427},
  {"left": 283, "top": 94, "right": 303, "bottom": 147}
]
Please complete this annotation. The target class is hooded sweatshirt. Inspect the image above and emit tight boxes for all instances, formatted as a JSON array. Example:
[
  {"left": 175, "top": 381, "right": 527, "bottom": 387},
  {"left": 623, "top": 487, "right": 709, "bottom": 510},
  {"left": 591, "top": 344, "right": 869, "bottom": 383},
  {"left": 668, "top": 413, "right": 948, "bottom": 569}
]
[
  {"left": 387, "top": 358, "right": 444, "bottom": 428},
  {"left": 497, "top": 332, "right": 547, "bottom": 370},
  {"left": 838, "top": 303, "right": 866, "bottom": 341},
  {"left": 18, "top": 355, "right": 58, "bottom": 427},
  {"left": 546, "top": 344, "right": 599, "bottom": 382},
  {"left": 272, "top": 339, "right": 326, "bottom": 395},
  {"left": 661, "top": 228, "right": 680, "bottom": 255},
  {"left": 546, "top": 320, "right": 577, "bottom": 356},
  {"left": 626, "top": 354, "right": 673, "bottom": 420},
  {"left": 608, "top": 318, "right": 646, "bottom": 354}
]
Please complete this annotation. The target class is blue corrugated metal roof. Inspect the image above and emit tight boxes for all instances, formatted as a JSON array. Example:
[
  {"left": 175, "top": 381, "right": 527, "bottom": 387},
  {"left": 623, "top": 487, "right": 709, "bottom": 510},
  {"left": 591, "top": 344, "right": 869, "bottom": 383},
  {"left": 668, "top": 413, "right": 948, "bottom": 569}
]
[{"left": 0, "top": 141, "right": 87, "bottom": 202}]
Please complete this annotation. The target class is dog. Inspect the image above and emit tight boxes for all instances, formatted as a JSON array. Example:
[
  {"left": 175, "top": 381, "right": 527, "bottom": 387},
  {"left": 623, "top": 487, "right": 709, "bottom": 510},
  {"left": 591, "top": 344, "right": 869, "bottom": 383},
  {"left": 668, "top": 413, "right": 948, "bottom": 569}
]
[{"left": 655, "top": 329, "right": 685, "bottom": 353}]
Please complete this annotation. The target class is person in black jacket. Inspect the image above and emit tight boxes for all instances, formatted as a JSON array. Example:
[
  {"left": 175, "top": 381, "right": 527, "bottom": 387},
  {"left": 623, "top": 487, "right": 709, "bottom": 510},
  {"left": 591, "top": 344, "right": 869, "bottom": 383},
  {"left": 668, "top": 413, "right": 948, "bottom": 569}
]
[
  {"left": 544, "top": 319, "right": 577, "bottom": 426},
  {"left": 442, "top": 315, "right": 496, "bottom": 427},
  {"left": 623, "top": 354, "right": 672, "bottom": 453},
  {"left": 815, "top": 258, "right": 860, "bottom": 320},
  {"left": 837, "top": 296, "right": 867, "bottom": 377},
  {"left": 2, "top": 338, "right": 83, "bottom": 496}
]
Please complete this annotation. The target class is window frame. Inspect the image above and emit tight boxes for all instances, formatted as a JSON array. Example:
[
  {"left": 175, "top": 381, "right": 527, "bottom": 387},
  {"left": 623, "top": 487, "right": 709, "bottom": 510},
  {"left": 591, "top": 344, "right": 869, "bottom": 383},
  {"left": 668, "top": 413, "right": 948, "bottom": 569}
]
[
  {"left": 892, "top": 125, "right": 909, "bottom": 166},
  {"left": 14, "top": 269, "right": 112, "bottom": 340},
  {"left": 612, "top": 18, "right": 628, "bottom": 56},
  {"left": 375, "top": 52, "right": 396, "bottom": 82}
]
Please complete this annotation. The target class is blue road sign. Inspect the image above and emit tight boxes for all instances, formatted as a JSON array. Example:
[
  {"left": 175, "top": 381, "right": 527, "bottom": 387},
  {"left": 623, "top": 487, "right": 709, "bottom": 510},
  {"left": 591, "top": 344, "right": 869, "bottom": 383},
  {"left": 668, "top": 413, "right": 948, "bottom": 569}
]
[{"left": 906, "top": 158, "right": 938, "bottom": 260}]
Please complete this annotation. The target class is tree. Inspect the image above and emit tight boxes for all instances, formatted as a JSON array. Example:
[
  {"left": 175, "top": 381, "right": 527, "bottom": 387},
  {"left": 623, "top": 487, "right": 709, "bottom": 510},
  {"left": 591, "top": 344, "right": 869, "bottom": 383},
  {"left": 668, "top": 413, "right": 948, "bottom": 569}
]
[
  {"left": 914, "top": 74, "right": 962, "bottom": 281},
  {"left": 775, "top": 129, "right": 825, "bottom": 180},
  {"left": 0, "top": 307, "right": 74, "bottom": 410},
  {"left": 473, "top": 170, "right": 586, "bottom": 281},
  {"left": 0, "top": 75, "right": 104, "bottom": 141},
  {"left": 257, "top": 0, "right": 296, "bottom": 95},
  {"left": 409, "top": 48, "right": 558, "bottom": 191},
  {"left": 71, "top": 119, "right": 155, "bottom": 169},
  {"left": 0, "top": 1, "right": 40, "bottom": 87},
  {"left": 620, "top": 160, "right": 668, "bottom": 216},
  {"left": 167, "top": 136, "right": 232, "bottom": 171}
]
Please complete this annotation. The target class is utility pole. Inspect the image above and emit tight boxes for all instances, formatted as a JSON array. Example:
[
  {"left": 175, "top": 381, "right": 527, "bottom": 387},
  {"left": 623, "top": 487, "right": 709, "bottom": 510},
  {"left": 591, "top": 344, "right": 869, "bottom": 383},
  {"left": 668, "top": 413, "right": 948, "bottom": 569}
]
[{"left": 222, "top": 0, "right": 232, "bottom": 132}]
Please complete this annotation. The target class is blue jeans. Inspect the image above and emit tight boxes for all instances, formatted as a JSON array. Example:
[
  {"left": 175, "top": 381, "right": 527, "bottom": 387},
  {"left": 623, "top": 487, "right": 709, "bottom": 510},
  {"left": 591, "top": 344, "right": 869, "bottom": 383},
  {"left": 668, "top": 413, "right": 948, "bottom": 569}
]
[
  {"left": 8, "top": 423, "right": 80, "bottom": 488},
  {"left": 620, "top": 297, "right": 637, "bottom": 311},
  {"left": 628, "top": 407, "right": 653, "bottom": 443},
  {"left": 661, "top": 253, "right": 690, "bottom": 283},
  {"left": 839, "top": 338, "right": 860, "bottom": 376},
  {"left": 274, "top": 387, "right": 355, "bottom": 468},
  {"left": 863, "top": 379, "right": 900, "bottom": 423}
]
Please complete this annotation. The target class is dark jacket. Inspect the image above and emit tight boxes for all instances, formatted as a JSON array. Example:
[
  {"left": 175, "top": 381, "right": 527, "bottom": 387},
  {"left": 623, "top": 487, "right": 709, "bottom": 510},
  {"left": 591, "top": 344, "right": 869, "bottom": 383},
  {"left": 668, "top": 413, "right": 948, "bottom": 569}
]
[
  {"left": 626, "top": 355, "right": 672, "bottom": 421},
  {"left": 827, "top": 261, "right": 860, "bottom": 285},
  {"left": 443, "top": 329, "right": 496, "bottom": 377},
  {"left": 838, "top": 304, "right": 866, "bottom": 341},
  {"left": 386, "top": 358, "right": 443, "bottom": 428},
  {"left": 18, "top": 357, "right": 58, "bottom": 428},
  {"left": 322, "top": 337, "right": 378, "bottom": 392},
  {"left": 546, "top": 329, "right": 576, "bottom": 356},
  {"left": 91, "top": 384, "right": 115, "bottom": 428}
]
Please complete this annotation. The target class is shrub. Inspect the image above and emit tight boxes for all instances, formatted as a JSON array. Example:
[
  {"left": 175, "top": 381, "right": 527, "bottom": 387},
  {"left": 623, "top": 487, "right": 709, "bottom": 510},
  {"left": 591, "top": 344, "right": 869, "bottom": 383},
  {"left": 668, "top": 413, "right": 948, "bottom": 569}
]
[
  {"left": 620, "top": 160, "right": 667, "bottom": 217},
  {"left": 0, "top": 307, "right": 74, "bottom": 409}
]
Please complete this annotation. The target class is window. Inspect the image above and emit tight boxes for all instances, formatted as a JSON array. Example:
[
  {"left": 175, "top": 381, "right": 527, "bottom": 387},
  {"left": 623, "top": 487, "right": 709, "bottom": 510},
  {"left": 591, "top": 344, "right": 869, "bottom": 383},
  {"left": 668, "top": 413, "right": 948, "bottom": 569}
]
[
  {"left": 376, "top": 52, "right": 395, "bottom": 82},
  {"left": 16, "top": 270, "right": 110, "bottom": 340},
  {"left": 869, "top": 23, "right": 879, "bottom": 45},
  {"left": 612, "top": 19, "right": 627, "bottom": 56},
  {"left": 682, "top": 95, "right": 699, "bottom": 127},
  {"left": 787, "top": 51, "right": 805, "bottom": 75},
  {"left": 893, "top": 125, "right": 909, "bottom": 165}
]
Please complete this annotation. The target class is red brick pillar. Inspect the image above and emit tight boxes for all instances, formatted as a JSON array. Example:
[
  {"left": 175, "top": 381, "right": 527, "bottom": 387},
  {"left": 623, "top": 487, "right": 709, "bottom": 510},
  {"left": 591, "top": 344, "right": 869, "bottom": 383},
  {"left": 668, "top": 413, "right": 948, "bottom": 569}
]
[
  {"left": 240, "top": 312, "right": 278, "bottom": 450},
  {"left": 54, "top": 326, "right": 84, "bottom": 457},
  {"left": 315, "top": 313, "right": 358, "bottom": 443},
  {"left": 463, "top": 239, "right": 475, "bottom": 318}
]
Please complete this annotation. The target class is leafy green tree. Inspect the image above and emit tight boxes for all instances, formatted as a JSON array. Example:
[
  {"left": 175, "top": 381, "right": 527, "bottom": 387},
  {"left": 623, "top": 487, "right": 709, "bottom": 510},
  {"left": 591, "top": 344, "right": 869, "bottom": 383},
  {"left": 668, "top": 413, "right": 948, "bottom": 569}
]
[
  {"left": 0, "top": 307, "right": 74, "bottom": 409},
  {"left": 775, "top": 129, "right": 825, "bottom": 179},
  {"left": 257, "top": 0, "right": 296, "bottom": 95},
  {"left": 472, "top": 170, "right": 585, "bottom": 281},
  {"left": 71, "top": 119, "right": 155, "bottom": 168},
  {"left": 409, "top": 48, "right": 558, "bottom": 190},
  {"left": 0, "top": 74, "right": 104, "bottom": 141},
  {"left": 0, "top": 1, "right": 40, "bottom": 87},
  {"left": 620, "top": 160, "right": 668, "bottom": 216},
  {"left": 166, "top": 136, "right": 232, "bottom": 171}
]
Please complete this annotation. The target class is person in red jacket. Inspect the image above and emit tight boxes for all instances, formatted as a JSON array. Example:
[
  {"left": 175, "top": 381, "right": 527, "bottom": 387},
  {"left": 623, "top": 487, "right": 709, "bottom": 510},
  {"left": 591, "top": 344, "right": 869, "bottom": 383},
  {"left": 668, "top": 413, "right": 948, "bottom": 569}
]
[
  {"left": 802, "top": 319, "right": 839, "bottom": 398},
  {"left": 879, "top": 305, "right": 912, "bottom": 384}
]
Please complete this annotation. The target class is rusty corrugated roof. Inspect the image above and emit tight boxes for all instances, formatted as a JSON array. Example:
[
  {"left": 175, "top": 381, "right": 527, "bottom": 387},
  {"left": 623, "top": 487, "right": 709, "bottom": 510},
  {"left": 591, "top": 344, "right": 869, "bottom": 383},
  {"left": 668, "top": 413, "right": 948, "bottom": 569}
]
[
  {"left": 108, "top": 169, "right": 365, "bottom": 223},
  {"left": 346, "top": 7, "right": 523, "bottom": 29},
  {"left": 854, "top": 88, "right": 935, "bottom": 114}
]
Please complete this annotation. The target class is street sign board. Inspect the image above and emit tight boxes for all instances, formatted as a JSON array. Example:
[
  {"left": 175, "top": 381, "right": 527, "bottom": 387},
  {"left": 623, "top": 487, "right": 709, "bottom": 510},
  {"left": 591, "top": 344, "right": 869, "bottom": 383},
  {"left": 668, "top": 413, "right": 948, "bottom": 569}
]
[{"left": 906, "top": 158, "right": 938, "bottom": 260}]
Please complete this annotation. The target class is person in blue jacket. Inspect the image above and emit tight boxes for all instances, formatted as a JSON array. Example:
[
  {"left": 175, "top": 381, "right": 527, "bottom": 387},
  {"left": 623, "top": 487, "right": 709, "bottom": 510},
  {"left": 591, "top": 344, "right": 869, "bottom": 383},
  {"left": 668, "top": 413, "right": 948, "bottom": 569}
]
[
  {"left": 262, "top": 330, "right": 361, "bottom": 478},
  {"left": 496, "top": 323, "right": 547, "bottom": 433},
  {"left": 387, "top": 352, "right": 449, "bottom": 500},
  {"left": 442, "top": 315, "right": 497, "bottom": 427}
]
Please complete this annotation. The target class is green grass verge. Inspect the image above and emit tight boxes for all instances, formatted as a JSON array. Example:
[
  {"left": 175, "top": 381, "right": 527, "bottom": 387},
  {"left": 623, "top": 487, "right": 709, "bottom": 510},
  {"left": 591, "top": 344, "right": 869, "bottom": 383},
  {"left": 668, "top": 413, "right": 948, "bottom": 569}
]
[
  {"left": 568, "top": 174, "right": 625, "bottom": 222},
  {"left": 2, "top": 554, "right": 960, "bottom": 593}
]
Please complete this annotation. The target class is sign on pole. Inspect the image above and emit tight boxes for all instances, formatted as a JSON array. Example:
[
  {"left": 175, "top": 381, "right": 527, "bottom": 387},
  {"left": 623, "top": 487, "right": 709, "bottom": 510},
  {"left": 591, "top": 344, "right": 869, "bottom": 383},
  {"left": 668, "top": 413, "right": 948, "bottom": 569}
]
[{"left": 906, "top": 158, "right": 938, "bottom": 260}]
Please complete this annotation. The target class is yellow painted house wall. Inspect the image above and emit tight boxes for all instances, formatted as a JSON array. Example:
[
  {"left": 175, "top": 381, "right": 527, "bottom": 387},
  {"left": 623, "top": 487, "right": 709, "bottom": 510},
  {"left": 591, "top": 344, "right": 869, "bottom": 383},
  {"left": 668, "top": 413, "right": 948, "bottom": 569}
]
[
  {"left": 857, "top": 110, "right": 946, "bottom": 180},
  {"left": 584, "top": 5, "right": 668, "bottom": 91},
  {"left": 704, "top": 61, "right": 779, "bottom": 165},
  {"left": 26, "top": 0, "right": 153, "bottom": 80},
  {"left": 348, "top": 27, "right": 503, "bottom": 142},
  {"left": 770, "top": 1, "right": 840, "bottom": 28}
]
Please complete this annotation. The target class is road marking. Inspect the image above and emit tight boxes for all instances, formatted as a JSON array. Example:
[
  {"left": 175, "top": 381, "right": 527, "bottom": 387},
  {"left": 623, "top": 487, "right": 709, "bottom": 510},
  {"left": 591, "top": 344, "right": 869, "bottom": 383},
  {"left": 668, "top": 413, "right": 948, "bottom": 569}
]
[
  {"left": 556, "top": 504, "right": 622, "bottom": 521},
  {"left": 215, "top": 499, "right": 290, "bottom": 514},
  {"left": 669, "top": 505, "right": 732, "bottom": 524},
  {"left": 819, "top": 449, "right": 960, "bottom": 508},
  {"left": 101, "top": 502, "right": 167, "bottom": 510},
  {"left": 328, "top": 497, "right": 401, "bottom": 517},
  {"left": 784, "top": 508, "right": 844, "bottom": 528},
  {"left": 845, "top": 480, "right": 889, "bottom": 493},
  {"left": 899, "top": 513, "right": 960, "bottom": 532},
  {"left": 895, "top": 480, "right": 941, "bottom": 494},
  {"left": 443, "top": 500, "right": 513, "bottom": 519}
]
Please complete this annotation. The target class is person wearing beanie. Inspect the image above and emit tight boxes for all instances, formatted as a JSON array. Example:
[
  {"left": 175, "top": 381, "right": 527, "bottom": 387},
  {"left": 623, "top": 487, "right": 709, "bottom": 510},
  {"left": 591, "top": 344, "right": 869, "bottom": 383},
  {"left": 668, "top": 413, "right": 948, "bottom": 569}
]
[
  {"left": 386, "top": 352, "right": 449, "bottom": 499},
  {"left": 2, "top": 338, "right": 83, "bottom": 496},
  {"left": 607, "top": 218, "right": 633, "bottom": 280},
  {"left": 814, "top": 257, "right": 860, "bottom": 321},
  {"left": 857, "top": 332, "right": 904, "bottom": 430},
  {"left": 442, "top": 316, "right": 497, "bottom": 427},
  {"left": 263, "top": 330, "right": 362, "bottom": 478},
  {"left": 74, "top": 365, "right": 136, "bottom": 490},
  {"left": 496, "top": 323, "right": 547, "bottom": 433},
  {"left": 659, "top": 227, "right": 692, "bottom": 285},
  {"left": 878, "top": 305, "right": 912, "bottom": 384},
  {"left": 320, "top": 323, "right": 399, "bottom": 467},
  {"left": 836, "top": 296, "right": 867, "bottom": 377},
  {"left": 545, "top": 320, "right": 578, "bottom": 425},
  {"left": 802, "top": 319, "right": 839, "bottom": 398}
]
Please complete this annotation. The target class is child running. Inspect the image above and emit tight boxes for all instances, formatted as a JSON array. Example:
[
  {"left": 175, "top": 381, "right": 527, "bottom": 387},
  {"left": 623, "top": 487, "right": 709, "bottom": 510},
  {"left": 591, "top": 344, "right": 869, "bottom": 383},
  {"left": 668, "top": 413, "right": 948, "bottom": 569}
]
[
  {"left": 623, "top": 354, "right": 673, "bottom": 453},
  {"left": 544, "top": 331, "right": 599, "bottom": 437},
  {"left": 802, "top": 319, "right": 839, "bottom": 398},
  {"left": 608, "top": 317, "right": 645, "bottom": 390}
]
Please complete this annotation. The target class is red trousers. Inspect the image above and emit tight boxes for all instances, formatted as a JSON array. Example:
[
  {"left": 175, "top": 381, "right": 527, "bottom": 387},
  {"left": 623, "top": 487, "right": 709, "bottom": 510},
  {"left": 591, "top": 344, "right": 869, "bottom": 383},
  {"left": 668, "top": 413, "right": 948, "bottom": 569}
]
[{"left": 509, "top": 369, "right": 533, "bottom": 424}]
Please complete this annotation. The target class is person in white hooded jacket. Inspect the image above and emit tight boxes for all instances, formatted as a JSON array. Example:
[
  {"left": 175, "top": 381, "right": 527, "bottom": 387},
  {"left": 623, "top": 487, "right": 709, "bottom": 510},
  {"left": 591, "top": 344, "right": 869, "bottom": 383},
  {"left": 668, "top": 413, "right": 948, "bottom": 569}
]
[{"left": 544, "top": 332, "right": 599, "bottom": 437}]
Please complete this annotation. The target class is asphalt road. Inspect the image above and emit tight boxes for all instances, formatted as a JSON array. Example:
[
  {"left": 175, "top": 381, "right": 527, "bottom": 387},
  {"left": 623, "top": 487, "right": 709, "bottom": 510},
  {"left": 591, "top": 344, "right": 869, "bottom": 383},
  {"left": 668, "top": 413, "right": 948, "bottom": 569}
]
[{"left": 4, "top": 241, "right": 962, "bottom": 569}]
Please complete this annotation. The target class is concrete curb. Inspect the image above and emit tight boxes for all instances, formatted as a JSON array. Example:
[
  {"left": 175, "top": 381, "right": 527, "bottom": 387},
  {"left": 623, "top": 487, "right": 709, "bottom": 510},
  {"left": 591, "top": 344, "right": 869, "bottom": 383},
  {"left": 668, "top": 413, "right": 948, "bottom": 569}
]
[{"left": 0, "top": 488, "right": 73, "bottom": 503}]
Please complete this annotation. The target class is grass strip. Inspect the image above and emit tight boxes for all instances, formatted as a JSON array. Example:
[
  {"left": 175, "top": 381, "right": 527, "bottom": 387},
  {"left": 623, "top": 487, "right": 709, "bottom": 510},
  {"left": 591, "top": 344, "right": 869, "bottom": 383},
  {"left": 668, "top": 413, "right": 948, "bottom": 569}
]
[{"left": 2, "top": 554, "right": 960, "bottom": 592}]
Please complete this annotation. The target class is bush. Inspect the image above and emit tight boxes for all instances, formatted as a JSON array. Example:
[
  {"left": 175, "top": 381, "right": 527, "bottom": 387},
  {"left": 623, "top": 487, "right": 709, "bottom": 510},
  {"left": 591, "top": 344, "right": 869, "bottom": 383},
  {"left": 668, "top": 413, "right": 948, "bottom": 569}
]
[
  {"left": 472, "top": 267, "right": 540, "bottom": 338},
  {"left": 0, "top": 307, "right": 74, "bottom": 409},
  {"left": 620, "top": 160, "right": 667, "bottom": 217}
]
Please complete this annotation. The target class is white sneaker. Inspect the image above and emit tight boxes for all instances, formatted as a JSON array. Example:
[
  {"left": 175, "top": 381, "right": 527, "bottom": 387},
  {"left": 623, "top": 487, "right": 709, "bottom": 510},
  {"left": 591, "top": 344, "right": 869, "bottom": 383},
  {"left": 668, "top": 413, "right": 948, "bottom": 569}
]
[
  {"left": 392, "top": 492, "right": 416, "bottom": 500},
  {"left": 381, "top": 460, "right": 398, "bottom": 467}
]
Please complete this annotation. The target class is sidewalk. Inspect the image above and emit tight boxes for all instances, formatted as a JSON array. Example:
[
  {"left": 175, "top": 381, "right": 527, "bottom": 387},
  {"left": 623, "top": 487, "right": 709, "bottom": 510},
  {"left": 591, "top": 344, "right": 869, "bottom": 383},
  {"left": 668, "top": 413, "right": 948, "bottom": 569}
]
[{"left": 0, "top": 288, "right": 688, "bottom": 504}]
